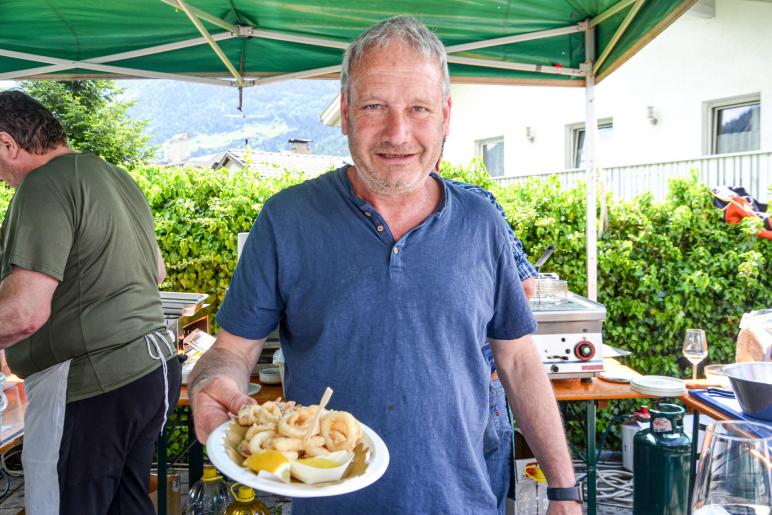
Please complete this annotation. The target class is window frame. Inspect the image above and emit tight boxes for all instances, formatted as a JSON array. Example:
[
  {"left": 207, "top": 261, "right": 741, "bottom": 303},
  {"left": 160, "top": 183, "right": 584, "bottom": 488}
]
[
  {"left": 475, "top": 136, "right": 505, "bottom": 177},
  {"left": 703, "top": 93, "right": 761, "bottom": 155},
  {"left": 566, "top": 118, "right": 613, "bottom": 169}
]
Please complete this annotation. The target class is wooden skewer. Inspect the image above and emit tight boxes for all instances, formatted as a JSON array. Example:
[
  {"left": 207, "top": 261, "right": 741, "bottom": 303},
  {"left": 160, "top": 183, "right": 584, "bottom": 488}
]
[{"left": 304, "top": 386, "right": 333, "bottom": 442}]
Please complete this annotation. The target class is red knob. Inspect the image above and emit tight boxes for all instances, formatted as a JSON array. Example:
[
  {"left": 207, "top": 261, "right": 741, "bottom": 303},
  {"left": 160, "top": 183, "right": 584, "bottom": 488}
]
[{"left": 574, "top": 340, "right": 595, "bottom": 361}]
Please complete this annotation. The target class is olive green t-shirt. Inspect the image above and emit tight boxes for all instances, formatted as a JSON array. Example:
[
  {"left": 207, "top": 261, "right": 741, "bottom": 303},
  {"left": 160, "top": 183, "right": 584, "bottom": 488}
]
[{"left": 0, "top": 152, "right": 172, "bottom": 402}]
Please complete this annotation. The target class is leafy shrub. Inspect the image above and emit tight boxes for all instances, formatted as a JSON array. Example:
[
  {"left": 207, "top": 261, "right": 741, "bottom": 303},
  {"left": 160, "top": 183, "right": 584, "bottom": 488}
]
[
  {"left": 1, "top": 163, "right": 769, "bottom": 452},
  {"left": 130, "top": 165, "right": 308, "bottom": 316}
]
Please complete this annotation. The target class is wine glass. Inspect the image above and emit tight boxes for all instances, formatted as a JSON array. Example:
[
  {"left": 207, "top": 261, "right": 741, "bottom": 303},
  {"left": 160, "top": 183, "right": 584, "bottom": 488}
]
[
  {"left": 692, "top": 420, "right": 772, "bottom": 514},
  {"left": 683, "top": 329, "right": 708, "bottom": 381}
]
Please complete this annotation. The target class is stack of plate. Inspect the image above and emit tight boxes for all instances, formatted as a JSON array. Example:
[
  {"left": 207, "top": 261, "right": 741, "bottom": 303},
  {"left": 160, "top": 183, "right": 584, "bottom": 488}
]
[{"left": 631, "top": 375, "right": 686, "bottom": 397}]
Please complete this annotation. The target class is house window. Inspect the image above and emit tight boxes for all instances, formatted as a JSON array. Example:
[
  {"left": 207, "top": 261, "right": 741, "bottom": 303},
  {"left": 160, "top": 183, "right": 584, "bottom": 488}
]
[
  {"left": 568, "top": 120, "right": 614, "bottom": 169},
  {"left": 706, "top": 96, "right": 760, "bottom": 154},
  {"left": 476, "top": 137, "right": 505, "bottom": 177}
]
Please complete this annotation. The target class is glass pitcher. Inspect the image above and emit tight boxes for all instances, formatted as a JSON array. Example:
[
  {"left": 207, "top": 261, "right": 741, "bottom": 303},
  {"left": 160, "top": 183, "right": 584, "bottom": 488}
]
[{"left": 691, "top": 420, "right": 772, "bottom": 514}]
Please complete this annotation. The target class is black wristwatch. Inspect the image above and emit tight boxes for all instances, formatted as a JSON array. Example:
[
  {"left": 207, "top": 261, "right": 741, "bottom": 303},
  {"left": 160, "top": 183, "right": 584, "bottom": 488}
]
[{"left": 546, "top": 482, "right": 584, "bottom": 502}]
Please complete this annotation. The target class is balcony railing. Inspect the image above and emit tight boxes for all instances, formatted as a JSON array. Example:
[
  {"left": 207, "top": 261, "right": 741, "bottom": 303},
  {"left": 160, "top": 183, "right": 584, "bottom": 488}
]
[{"left": 491, "top": 150, "right": 772, "bottom": 203}]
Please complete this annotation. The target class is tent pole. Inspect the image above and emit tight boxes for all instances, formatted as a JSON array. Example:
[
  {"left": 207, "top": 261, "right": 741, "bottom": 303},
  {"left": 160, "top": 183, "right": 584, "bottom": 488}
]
[
  {"left": 174, "top": 0, "right": 245, "bottom": 86},
  {"left": 593, "top": 0, "right": 645, "bottom": 75},
  {"left": 446, "top": 55, "right": 582, "bottom": 76},
  {"left": 256, "top": 64, "right": 342, "bottom": 85},
  {"left": 0, "top": 32, "right": 235, "bottom": 81},
  {"left": 445, "top": 22, "right": 584, "bottom": 53},
  {"left": 0, "top": 48, "right": 235, "bottom": 86},
  {"left": 584, "top": 25, "right": 598, "bottom": 303}
]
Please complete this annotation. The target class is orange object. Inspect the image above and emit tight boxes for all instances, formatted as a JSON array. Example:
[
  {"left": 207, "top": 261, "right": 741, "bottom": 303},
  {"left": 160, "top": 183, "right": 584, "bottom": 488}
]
[
  {"left": 722, "top": 197, "right": 771, "bottom": 238},
  {"left": 724, "top": 197, "right": 755, "bottom": 225}
]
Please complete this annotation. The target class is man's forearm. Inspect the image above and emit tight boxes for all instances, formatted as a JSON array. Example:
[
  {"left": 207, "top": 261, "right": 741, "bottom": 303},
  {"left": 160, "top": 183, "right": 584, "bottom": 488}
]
[
  {"left": 189, "top": 339, "right": 259, "bottom": 399},
  {"left": 0, "top": 268, "right": 58, "bottom": 348},
  {"left": 493, "top": 338, "right": 576, "bottom": 488},
  {"left": 0, "top": 290, "right": 37, "bottom": 347},
  {"left": 188, "top": 330, "right": 265, "bottom": 441}
]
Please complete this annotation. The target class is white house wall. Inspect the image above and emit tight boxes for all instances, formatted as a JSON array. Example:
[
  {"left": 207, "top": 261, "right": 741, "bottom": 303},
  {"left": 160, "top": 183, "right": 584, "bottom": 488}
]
[{"left": 444, "top": 0, "right": 772, "bottom": 176}]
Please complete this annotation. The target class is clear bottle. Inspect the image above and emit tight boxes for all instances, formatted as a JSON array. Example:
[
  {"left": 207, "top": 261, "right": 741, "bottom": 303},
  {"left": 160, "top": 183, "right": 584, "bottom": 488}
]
[
  {"left": 515, "top": 462, "right": 549, "bottom": 514},
  {"left": 185, "top": 464, "right": 230, "bottom": 515},
  {"left": 225, "top": 485, "right": 271, "bottom": 515}
]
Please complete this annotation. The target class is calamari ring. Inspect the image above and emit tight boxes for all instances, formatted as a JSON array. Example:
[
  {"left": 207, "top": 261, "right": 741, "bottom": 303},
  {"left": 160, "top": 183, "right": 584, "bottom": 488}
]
[
  {"left": 245, "top": 423, "right": 275, "bottom": 441},
  {"left": 248, "top": 430, "right": 277, "bottom": 454},
  {"left": 257, "top": 401, "right": 283, "bottom": 425},
  {"left": 237, "top": 404, "right": 261, "bottom": 426},
  {"left": 278, "top": 400, "right": 297, "bottom": 414},
  {"left": 278, "top": 407, "right": 320, "bottom": 439},
  {"left": 320, "top": 411, "right": 360, "bottom": 452},
  {"left": 303, "top": 446, "right": 330, "bottom": 458},
  {"left": 269, "top": 437, "right": 305, "bottom": 452},
  {"left": 269, "top": 435, "right": 325, "bottom": 452},
  {"left": 238, "top": 440, "right": 251, "bottom": 458}
]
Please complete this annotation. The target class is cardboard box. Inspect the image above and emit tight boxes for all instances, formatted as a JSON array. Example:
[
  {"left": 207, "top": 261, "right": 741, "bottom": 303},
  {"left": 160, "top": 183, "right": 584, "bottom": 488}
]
[{"left": 149, "top": 472, "right": 181, "bottom": 515}]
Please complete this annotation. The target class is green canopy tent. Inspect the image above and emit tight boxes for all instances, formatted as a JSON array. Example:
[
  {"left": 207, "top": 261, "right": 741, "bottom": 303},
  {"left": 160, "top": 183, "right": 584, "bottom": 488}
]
[
  {"left": 0, "top": 2, "right": 697, "bottom": 512},
  {"left": 0, "top": 0, "right": 694, "bottom": 305}
]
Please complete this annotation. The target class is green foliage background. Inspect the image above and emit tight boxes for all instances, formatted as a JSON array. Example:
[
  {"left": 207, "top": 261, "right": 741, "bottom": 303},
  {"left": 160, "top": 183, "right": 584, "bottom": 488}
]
[
  {"left": 436, "top": 161, "right": 771, "bottom": 374},
  {"left": 1, "top": 162, "right": 769, "bottom": 454},
  {"left": 131, "top": 160, "right": 770, "bottom": 379},
  {"left": 20, "top": 80, "right": 154, "bottom": 166}
]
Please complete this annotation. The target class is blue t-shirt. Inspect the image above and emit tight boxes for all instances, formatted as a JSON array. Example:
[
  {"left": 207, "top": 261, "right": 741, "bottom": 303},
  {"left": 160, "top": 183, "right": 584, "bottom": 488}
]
[
  {"left": 451, "top": 181, "right": 538, "bottom": 373},
  {"left": 218, "top": 166, "right": 536, "bottom": 515}
]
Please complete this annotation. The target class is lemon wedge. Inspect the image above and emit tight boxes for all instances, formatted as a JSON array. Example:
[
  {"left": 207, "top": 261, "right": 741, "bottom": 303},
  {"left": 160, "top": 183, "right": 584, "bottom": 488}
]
[{"left": 244, "top": 450, "right": 291, "bottom": 483}]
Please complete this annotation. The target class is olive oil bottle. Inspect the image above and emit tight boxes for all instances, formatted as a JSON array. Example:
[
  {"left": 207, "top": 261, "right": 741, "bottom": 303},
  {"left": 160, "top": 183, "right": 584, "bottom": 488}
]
[{"left": 225, "top": 485, "right": 271, "bottom": 515}]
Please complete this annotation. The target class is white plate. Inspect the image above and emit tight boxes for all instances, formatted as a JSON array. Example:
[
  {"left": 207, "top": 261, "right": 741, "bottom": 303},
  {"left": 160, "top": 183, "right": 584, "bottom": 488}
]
[
  {"left": 206, "top": 420, "right": 390, "bottom": 497},
  {"left": 247, "top": 383, "right": 261, "bottom": 396},
  {"left": 631, "top": 375, "right": 686, "bottom": 397},
  {"left": 259, "top": 368, "right": 282, "bottom": 385}
]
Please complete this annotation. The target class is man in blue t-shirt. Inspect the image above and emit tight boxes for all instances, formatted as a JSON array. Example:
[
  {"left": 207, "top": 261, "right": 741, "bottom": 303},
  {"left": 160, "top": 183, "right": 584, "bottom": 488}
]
[
  {"left": 190, "top": 16, "right": 580, "bottom": 515},
  {"left": 453, "top": 181, "right": 537, "bottom": 515}
]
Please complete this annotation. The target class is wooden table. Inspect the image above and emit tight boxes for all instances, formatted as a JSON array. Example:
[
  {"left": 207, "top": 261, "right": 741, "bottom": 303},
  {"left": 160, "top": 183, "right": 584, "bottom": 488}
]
[
  {"left": 0, "top": 377, "right": 26, "bottom": 455},
  {"left": 551, "top": 359, "right": 653, "bottom": 515}
]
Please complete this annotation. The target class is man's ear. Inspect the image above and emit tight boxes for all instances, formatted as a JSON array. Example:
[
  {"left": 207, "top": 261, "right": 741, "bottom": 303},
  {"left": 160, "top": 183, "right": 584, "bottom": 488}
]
[
  {"left": 442, "top": 96, "right": 452, "bottom": 139},
  {"left": 340, "top": 91, "right": 350, "bottom": 136},
  {"left": 0, "top": 132, "right": 20, "bottom": 157}
]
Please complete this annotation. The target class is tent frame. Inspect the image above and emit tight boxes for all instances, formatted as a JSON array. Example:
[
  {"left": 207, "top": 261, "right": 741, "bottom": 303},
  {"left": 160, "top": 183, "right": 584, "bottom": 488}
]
[
  {"left": 0, "top": 0, "right": 639, "bottom": 304},
  {"left": 0, "top": 2, "right": 705, "bottom": 512},
  {"left": 0, "top": 0, "right": 684, "bottom": 304}
]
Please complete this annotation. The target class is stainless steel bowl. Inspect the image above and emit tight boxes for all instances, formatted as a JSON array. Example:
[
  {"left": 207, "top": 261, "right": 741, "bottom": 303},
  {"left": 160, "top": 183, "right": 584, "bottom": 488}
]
[{"left": 723, "top": 362, "right": 772, "bottom": 421}]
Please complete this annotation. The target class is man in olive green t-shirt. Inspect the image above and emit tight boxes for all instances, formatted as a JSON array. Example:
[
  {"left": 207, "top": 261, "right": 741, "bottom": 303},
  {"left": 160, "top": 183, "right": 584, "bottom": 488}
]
[{"left": 0, "top": 90, "right": 181, "bottom": 515}]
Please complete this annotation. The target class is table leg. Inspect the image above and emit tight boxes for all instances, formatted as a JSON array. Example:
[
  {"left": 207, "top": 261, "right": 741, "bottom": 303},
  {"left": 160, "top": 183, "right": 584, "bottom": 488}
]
[
  {"left": 586, "top": 400, "right": 597, "bottom": 515},
  {"left": 158, "top": 425, "right": 168, "bottom": 515},
  {"left": 189, "top": 411, "right": 204, "bottom": 485},
  {"left": 688, "top": 409, "right": 700, "bottom": 515}
]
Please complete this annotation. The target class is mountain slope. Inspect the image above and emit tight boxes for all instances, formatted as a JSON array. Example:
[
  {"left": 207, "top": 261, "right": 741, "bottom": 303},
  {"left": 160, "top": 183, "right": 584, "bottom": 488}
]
[{"left": 121, "top": 79, "right": 348, "bottom": 159}]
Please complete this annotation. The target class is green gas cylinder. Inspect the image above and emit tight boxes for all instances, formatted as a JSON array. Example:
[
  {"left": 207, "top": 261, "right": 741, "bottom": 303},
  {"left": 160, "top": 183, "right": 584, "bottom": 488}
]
[{"left": 632, "top": 403, "right": 691, "bottom": 515}]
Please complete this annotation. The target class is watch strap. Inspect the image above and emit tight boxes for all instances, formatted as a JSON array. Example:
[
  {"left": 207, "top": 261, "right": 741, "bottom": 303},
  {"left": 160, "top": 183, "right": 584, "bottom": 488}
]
[{"left": 546, "top": 482, "right": 584, "bottom": 502}]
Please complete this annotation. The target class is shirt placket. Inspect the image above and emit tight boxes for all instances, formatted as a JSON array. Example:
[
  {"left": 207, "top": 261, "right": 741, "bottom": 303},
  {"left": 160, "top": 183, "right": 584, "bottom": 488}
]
[{"left": 359, "top": 206, "right": 403, "bottom": 273}]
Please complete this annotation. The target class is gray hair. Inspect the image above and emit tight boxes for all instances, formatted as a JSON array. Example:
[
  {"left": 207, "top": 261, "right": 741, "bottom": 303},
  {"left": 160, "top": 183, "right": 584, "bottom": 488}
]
[{"left": 341, "top": 16, "right": 450, "bottom": 100}]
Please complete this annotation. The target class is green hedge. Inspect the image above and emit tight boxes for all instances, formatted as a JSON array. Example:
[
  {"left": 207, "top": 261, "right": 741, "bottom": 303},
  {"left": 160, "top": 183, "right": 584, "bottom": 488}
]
[
  {"left": 441, "top": 161, "right": 771, "bottom": 374},
  {"left": 438, "top": 161, "right": 770, "bottom": 449},
  {"left": 2, "top": 162, "right": 770, "bottom": 452},
  {"left": 130, "top": 165, "right": 309, "bottom": 314},
  {"left": 3, "top": 164, "right": 769, "bottom": 372}
]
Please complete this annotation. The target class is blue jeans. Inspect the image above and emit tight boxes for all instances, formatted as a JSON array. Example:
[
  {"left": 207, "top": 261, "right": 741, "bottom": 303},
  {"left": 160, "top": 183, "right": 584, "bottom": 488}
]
[{"left": 484, "top": 377, "right": 514, "bottom": 515}]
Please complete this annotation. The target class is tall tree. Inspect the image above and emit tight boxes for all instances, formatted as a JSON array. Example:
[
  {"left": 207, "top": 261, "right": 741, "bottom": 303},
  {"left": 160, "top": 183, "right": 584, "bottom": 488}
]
[{"left": 20, "top": 80, "right": 154, "bottom": 166}]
